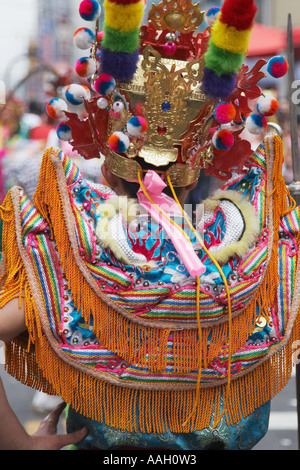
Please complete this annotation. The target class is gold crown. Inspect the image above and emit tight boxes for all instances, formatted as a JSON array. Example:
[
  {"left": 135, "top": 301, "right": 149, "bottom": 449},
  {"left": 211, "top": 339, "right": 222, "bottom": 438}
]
[
  {"left": 105, "top": 44, "right": 215, "bottom": 186},
  {"left": 97, "top": 0, "right": 215, "bottom": 186},
  {"left": 57, "top": 0, "right": 266, "bottom": 186}
]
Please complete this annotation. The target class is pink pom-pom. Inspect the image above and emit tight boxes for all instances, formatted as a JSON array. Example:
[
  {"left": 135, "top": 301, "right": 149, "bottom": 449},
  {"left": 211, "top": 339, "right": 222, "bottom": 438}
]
[
  {"left": 93, "top": 73, "right": 116, "bottom": 96},
  {"left": 79, "top": 0, "right": 101, "bottom": 21},
  {"left": 214, "top": 102, "right": 236, "bottom": 124},
  {"left": 97, "top": 31, "right": 105, "bottom": 45},
  {"left": 212, "top": 129, "right": 234, "bottom": 151},
  {"left": 267, "top": 56, "right": 289, "bottom": 78},
  {"left": 256, "top": 95, "right": 279, "bottom": 117}
]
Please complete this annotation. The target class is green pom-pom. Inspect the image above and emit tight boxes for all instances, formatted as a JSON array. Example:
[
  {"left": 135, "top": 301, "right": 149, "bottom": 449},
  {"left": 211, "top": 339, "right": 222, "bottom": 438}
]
[
  {"left": 204, "top": 41, "right": 244, "bottom": 77},
  {"left": 102, "top": 25, "right": 140, "bottom": 54}
]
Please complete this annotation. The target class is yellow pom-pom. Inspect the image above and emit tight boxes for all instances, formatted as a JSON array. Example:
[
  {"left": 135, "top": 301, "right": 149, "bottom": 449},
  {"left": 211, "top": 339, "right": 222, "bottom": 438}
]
[
  {"left": 211, "top": 20, "right": 252, "bottom": 55},
  {"left": 104, "top": 0, "right": 144, "bottom": 33}
]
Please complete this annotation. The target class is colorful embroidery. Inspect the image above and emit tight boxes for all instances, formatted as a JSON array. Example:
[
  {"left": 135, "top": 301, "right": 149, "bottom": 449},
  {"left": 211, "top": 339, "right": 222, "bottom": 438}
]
[{"left": 2, "top": 137, "right": 300, "bottom": 434}]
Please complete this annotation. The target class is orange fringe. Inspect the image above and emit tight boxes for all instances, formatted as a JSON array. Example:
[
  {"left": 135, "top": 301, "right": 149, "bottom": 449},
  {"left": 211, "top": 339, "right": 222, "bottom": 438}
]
[
  {"left": 0, "top": 191, "right": 54, "bottom": 394},
  {"left": 4, "top": 305, "right": 300, "bottom": 433},
  {"left": 0, "top": 195, "right": 26, "bottom": 309},
  {"left": 30, "top": 144, "right": 291, "bottom": 372},
  {"left": 1, "top": 136, "right": 300, "bottom": 433}
]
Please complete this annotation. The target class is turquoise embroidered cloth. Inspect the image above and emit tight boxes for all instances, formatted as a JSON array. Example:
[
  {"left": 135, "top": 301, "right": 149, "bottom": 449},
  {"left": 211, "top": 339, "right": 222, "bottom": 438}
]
[{"left": 66, "top": 401, "right": 270, "bottom": 450}]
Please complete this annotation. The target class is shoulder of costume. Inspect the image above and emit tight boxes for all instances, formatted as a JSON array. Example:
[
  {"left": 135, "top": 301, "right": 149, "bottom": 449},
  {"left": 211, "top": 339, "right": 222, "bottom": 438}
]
[{"left": 34, "top": 146, "right": 114, "bottom": 200}]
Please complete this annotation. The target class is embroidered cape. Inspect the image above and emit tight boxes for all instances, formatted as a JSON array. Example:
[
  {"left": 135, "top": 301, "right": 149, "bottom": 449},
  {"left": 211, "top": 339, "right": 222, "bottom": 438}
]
[{"left": 1, "top": 134, "right": 300, "bottom": 435}]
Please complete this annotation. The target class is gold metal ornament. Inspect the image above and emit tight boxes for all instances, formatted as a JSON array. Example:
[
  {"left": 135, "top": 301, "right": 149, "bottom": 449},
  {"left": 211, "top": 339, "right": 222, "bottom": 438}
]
[
  {"left": 166, "top": 163, "right": 201, "bottom": 187},
  {"left": 148, "top": 0, "right": 204, "bottom": 34},
  {"left": 119, "top": 45, "right": 207, "bottom": 168},
  {"left": 105, "top": 148, "right": 202, "bottom": 188},
  {"left": 105, "top": 149, "right": 142, "bottom": 182}
]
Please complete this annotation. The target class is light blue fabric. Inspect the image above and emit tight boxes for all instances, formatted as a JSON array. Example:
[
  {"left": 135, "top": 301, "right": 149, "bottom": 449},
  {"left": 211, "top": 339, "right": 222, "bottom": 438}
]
[{"left": 66, "top": 400, "right": 270, "bottom": 450}]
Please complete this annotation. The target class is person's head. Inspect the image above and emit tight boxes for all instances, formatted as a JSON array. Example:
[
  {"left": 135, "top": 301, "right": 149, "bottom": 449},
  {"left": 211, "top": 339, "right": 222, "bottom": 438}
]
[{"left": 101, "top": 156, "right": 198, "bottom": 205}]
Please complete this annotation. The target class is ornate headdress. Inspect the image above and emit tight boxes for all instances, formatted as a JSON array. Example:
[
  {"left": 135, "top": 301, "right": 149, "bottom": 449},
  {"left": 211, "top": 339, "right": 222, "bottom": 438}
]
[{"left": 47, "top": 0, "right": 288, "bottom": 186}]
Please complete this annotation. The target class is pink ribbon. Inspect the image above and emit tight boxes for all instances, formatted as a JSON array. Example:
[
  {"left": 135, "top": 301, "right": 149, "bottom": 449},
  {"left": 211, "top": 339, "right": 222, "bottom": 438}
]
[{"left": 137, "top": 171, "right": 206, "bottom": 277}]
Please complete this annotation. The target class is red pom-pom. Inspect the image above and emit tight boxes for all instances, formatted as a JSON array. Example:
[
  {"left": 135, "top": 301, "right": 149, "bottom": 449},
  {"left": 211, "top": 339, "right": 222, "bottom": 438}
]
[
  {"left": 212, "top": 129, "right": 234, "bottom": 150},
  {"left": 214, "top": 102, "right": 236, "bottom": 124},
  {"left": 220, "top": 0, "right": 257, "bottom": 31}
]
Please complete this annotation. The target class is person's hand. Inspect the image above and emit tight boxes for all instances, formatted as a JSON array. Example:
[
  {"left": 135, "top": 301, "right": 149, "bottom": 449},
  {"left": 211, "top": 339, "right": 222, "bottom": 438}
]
[{"left": 27, "top": 402, "right": 88, "bottom": 450}]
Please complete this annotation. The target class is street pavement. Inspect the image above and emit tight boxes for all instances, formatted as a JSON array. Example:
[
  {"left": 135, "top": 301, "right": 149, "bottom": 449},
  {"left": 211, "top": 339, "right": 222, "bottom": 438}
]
[{"left": 0, "top": 346, "right": 298, "bottom": 451}]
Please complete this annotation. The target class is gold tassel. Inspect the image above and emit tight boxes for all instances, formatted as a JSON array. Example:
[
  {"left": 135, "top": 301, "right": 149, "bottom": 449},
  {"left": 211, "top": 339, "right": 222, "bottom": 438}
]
[
  {"left": 3, "top": 285, "right": 300, "bottom": 433},
  {"left": 31, "top": 142, "right": 298, "bottom": 368},
  {"left": 0, "top": 193, "right": 26, "bottom": 308},
  {"left": 0, "top": 190, "right": 55, "bottom": 395}
]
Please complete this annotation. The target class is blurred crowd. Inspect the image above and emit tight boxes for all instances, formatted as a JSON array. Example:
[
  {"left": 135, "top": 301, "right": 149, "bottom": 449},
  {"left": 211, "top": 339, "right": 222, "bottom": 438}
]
[
  {"left": 0, "top": 90, "right": 297, "bottom": 219},
  {"left": 0, "top": 96, "right": 104, "bottom": 204}
]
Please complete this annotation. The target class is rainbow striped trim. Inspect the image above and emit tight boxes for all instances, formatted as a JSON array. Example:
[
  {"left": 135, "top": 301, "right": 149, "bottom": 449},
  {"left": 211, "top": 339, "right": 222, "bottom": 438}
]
[
  {"left": 20, "top": 193, "right": 48, "bottom": 244},
  {"left": 22, "top": 195, "right": 64, "bottom": 339},
  {"left": 61, "top": 345, "right": 119, "bottom": 367},
  {"left": 59, "top": 151, "right": 82, "bottom": 186}
]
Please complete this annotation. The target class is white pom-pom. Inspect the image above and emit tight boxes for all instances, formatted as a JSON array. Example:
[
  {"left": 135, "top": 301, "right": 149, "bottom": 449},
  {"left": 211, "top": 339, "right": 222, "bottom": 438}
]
[
  {"left": 46, "top": 98, "right": 67, "bottom": 120},
  {"left": 73, "top": 27, "right": 95, "bottom": 50},
  {"left": 108, "top": 131, "right": 130, "bottom": 153},
  {"left": 245, "top": 113, "right": 268, "bottom": 135},
  {"left": 65, "top": 84, "right": 90, "bottom": 106},
  {"left": 256, "top": 95, "right": 279, "bottom": 117},
  {"left": 204, "top": 6, "right": 221, "bottom": 26}
]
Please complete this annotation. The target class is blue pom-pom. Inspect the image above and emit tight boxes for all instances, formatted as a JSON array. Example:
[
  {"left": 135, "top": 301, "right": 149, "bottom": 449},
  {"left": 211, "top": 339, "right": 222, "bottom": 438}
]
[
  {"left": 205, "top": 6, "right": 221, "bottom": 26},
  {"left": 57, "top": 122, "right": 72, "bottom": 141},
  {"left": 65, "top": 84, "right": 90, "bottom": 106},
  {"left": 201, "top": 68, "right": 237, "bottom": 100},
  {"left": 246, "top": 113, "right": 268, "bottom": 135},
  {"left": 100, "top": 48, "right": 140, "bottom": 82}
]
